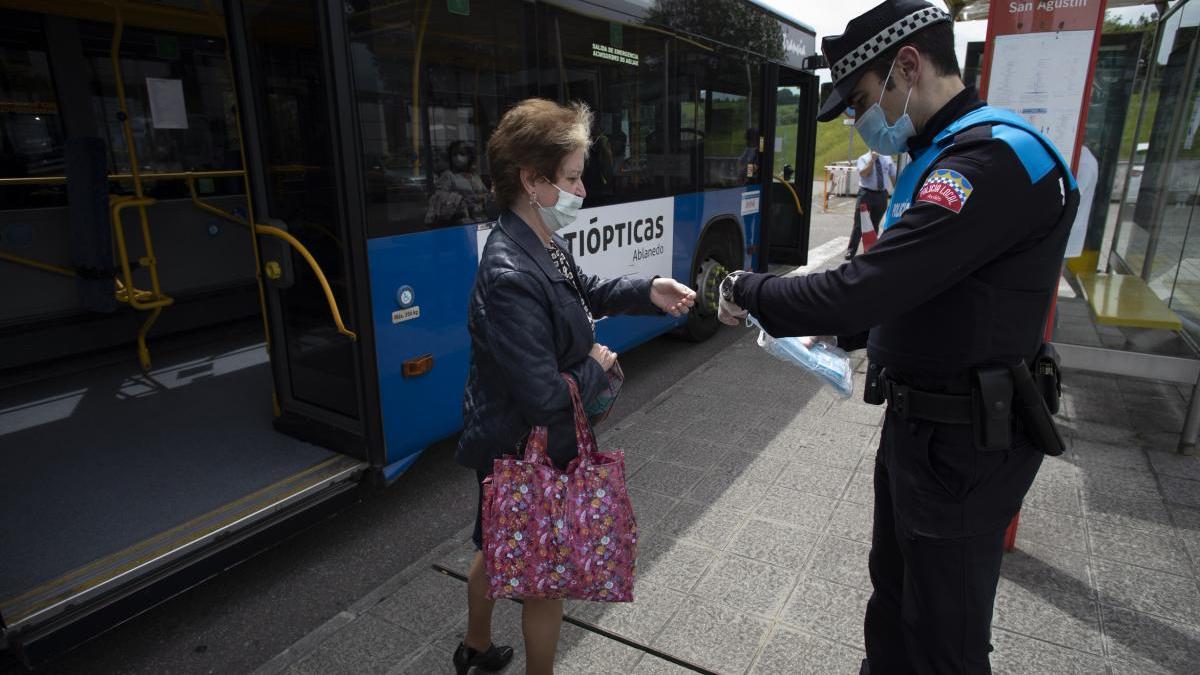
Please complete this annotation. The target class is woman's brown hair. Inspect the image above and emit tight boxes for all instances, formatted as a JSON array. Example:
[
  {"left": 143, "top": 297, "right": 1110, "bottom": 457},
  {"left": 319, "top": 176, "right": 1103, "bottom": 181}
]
[{"left": 487, "top": 98, "right": 592, "bottom": 208}]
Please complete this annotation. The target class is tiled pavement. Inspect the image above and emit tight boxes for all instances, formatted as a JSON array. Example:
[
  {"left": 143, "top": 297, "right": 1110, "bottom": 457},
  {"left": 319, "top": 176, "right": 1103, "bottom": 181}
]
[{"left": 256, "top": 283, "right": 1200, "bottom": 674}]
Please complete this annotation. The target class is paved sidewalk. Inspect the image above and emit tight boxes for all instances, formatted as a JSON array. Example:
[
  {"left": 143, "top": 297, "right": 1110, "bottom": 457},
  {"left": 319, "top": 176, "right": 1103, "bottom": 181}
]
[{"left": 256, "top": 270, "right": 1200, "bottom": 674}]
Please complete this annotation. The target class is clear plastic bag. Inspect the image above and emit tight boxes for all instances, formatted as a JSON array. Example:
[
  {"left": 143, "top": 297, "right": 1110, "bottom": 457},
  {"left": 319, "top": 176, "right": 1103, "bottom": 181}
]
[{"left": 747, "top": 315, "right": 855, "bottom": 399}]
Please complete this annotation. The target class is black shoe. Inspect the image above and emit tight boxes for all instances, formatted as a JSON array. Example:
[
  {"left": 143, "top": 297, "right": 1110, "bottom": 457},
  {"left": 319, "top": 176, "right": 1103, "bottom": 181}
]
[{"left": 453, "top": 642, "right": 514, "bottom": 674}]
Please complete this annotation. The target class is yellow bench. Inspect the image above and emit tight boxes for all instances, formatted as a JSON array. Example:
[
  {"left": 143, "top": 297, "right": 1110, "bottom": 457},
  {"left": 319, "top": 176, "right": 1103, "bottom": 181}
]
[{"left": 1075, "top": 273, "right": 1183, "bottom": 331}]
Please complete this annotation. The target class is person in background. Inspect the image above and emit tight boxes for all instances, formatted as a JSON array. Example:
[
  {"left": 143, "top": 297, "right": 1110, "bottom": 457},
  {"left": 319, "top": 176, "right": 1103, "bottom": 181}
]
[
  {"left": 455, "top": 98, "right": 695, "bottom": 675},
  {"left": 425, "top": 140, "right": 491, "bottom": 226},
  {"left": 847, "top": 148, "right": 896, "bottom": 259}
]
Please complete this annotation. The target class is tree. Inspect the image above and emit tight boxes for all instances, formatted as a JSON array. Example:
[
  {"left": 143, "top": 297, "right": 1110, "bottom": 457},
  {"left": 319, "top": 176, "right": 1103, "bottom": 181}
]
[
  {"left": 1103, "top": 12, "right": 1157, "bottom": 34},
  {"left": 646, "top": 0, "right": 785, "bottom": 62}
]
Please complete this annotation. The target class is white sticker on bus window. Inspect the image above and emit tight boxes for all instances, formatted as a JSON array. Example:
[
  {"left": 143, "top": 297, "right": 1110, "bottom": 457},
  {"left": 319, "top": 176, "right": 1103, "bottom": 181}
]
[
  {"left": 146, "top": 77, "right": 188, "bottom": 129},
  {"left": 741, "top": 191, "right": 760, "bottom": 216}
]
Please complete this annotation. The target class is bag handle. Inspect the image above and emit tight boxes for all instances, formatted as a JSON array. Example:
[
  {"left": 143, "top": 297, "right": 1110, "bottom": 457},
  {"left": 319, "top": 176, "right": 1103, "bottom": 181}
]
[
  {"left": 518, "top": 374, "right": 599, "bottom": 466},
  {"left": 520, "top": 426, "right": 551, "bottom": 466},
  {"left": 560, "top": 372, "right": 599, "bottom": 464}
]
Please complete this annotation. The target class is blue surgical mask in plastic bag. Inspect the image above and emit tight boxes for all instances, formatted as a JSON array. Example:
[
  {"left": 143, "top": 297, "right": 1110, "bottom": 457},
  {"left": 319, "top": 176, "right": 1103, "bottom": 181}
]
[{"left": 747, "top": 315, "right": 854, "bottom": 399}]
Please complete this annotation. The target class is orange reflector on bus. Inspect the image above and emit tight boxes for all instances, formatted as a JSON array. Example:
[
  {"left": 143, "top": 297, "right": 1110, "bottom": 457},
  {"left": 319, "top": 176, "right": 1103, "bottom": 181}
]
[{"left": 402, "top": 354, "right": 434, "bottom": 377}]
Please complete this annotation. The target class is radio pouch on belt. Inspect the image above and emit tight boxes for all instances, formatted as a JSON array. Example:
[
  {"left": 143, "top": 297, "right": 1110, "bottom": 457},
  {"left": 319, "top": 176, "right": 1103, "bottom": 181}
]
[
  {"left": 973, "top": 367, "right": 1013, "bottom": 450},
  {"left": 1011, "top": 359, "right": 1067, "bottom": 456},
  {"left": 1033, "top": 343, "right": 1062, "bottom": 415},
  {"left": 864, "top": 362, "right": 885, "bottom": 405}
]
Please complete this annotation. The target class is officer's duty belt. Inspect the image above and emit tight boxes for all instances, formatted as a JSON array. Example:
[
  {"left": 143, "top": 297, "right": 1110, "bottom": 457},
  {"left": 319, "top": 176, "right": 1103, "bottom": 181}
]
[{"left": 880, "top": 377, "right": 972, "bottom": 425}]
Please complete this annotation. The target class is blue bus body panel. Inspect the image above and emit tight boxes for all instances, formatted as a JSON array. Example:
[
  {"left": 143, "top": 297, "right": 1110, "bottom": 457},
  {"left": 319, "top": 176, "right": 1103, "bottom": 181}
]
[
  {"left": 367, "top": 226, "right": 477, "bottom": 473},
  {"left": 367, "top": 187, "right": 760, "bottom": 477}
]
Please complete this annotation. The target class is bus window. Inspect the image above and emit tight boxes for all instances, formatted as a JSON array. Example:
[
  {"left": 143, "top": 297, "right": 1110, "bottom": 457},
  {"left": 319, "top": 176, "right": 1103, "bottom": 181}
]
[
  {"left": 695, "top": 57, "right": 763, "bottom": 190},
  {"left": 543, "top": 6, "right": 682, "bottom": 207},
  {"left": 0, "top": 11, "right": 67, "bottom": 209},
  {"left": 76, "top": 21, "right": 242, "bottom": 199},
  {"left": 346, "top": 1, "right": 534, "bottom": 238}
]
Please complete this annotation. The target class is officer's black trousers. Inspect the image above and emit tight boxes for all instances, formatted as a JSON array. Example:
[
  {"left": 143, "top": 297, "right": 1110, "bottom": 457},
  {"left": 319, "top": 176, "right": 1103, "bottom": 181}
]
[{"left": 863, "top": 410, "right": 1041, "bottom": 674}]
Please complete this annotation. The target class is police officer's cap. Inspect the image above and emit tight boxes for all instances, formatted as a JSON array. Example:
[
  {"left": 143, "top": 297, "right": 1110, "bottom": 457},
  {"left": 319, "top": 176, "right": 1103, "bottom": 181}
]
[{"left": 817, "top": 0, "right": 952, "bottom": 122}]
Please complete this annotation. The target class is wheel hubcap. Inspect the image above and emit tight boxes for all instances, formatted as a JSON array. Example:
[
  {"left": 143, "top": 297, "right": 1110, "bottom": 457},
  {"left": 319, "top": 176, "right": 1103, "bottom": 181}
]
[{"left": 696, "top": 258, "right": 728, "bottom": 316}]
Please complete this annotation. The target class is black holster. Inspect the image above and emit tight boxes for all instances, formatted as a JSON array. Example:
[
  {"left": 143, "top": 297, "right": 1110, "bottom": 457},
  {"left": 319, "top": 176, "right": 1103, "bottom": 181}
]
[
  {"left": 864, "top": 361, "right": 885, "bottom": 405},
  {"left": 1033, "top": 343, "right": 1063, "bottom": 415},
  {"left": 1010, "top": 358, "right": 1066, "bottom": 456}
]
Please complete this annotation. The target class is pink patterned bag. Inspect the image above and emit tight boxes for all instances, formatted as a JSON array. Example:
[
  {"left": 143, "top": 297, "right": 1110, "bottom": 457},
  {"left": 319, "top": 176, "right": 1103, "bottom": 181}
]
[{"left": 481, "top": 374, "right": 637, "bottom": 602}]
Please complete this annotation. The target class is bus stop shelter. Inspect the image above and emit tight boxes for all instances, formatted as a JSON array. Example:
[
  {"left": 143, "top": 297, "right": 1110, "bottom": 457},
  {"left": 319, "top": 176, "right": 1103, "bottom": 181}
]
[{"left": 957, "top": 0, "right": 1200, "bottom": 455}]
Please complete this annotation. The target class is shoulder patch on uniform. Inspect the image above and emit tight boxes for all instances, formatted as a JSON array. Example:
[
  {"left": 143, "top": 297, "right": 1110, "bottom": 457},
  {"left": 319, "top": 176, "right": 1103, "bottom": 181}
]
[{"left": 916, "top": 168, "right": 974, "bottom": 214}]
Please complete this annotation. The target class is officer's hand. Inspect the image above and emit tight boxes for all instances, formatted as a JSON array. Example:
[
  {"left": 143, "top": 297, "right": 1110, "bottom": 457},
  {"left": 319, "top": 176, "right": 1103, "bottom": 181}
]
[
  {"left": 718, "top": 296, "right": 747, "bottom": 326},
  {"left": 717, "top": 271, "right": 748, "bottom": 326}
]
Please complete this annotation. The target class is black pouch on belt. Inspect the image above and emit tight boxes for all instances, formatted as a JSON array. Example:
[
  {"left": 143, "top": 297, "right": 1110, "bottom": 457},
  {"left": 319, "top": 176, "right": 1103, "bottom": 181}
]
[
  {"left": 972, "top": 366, "right": 1013, "bottom": 451},
  {"left": 1011, "top": 359, "right": 1067, "bottom": 456}
]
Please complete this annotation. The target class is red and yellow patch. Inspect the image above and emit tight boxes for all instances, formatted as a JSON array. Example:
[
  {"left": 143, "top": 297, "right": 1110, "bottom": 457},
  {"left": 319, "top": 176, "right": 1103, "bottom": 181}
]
[{"left": 916, "top": 169, "right": 974, "bottom": 214}]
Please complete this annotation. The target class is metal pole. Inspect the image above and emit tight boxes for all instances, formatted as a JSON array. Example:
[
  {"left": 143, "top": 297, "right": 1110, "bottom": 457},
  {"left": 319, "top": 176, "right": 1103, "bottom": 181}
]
[
  {"left": 1140, "top": 14, "right": 1200, "bottom": 281},
  {"left": 1108, "top": 27, "right": 1157, "bottom": 272},
  {"left": 1181, "top": 378, "right": 1200, "bottom": 455}
]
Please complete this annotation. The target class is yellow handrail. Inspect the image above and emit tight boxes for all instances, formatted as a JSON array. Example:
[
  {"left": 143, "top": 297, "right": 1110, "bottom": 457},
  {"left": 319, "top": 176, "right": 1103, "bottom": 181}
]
[
  {"left": 254, "top": 225, "right": 358, "bottom": 341},
  {"left": 185, "top": 176, "right": 356, "bottom": 341},
  {"left": 0, "top": 250, "right": 77, "bottom": 277},
  {"left": 411, "top": 0, "right": 433, "bottom": 176},
  {"left": 773, "top": 174, "right": 805, "bottom": 218},
  {"left": 0, "top": 168, "right": 314, "bottom": 186}
]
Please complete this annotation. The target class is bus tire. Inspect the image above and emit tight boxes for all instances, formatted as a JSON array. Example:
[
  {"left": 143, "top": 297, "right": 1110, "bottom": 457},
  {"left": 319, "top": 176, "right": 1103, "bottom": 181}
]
[{"left": 678, "top": 227, "right": 741, "bottom": 342}]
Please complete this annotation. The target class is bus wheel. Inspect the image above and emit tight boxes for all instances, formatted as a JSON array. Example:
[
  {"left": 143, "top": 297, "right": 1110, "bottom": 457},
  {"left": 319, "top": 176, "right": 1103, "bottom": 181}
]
[{"left": 678, "top": 232, "right": 737, "bottom": 342}]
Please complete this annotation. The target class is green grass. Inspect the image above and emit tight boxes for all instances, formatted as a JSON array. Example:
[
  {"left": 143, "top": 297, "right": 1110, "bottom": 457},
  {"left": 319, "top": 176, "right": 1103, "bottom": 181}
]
[
  {"left": 699, "top": 102, "right": 875, "bottom": 178},
  {"left": 813, "top": 118, "right": 871, "bottom": 176},
  {"left": 1119, "top": 91, "right": 1159, "bottom": 159}
]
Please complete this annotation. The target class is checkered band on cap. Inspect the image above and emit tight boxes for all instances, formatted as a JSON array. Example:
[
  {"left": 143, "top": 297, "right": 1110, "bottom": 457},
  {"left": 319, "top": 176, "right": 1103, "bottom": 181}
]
[{"left": 830, "top": 7, "right": 950, "bottom": 84}]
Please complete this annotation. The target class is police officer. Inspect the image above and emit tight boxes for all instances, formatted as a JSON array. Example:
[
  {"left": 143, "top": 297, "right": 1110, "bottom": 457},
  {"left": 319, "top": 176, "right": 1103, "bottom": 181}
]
[{"left": 718, "top": 1, "right": 1078, "bottom": 672}]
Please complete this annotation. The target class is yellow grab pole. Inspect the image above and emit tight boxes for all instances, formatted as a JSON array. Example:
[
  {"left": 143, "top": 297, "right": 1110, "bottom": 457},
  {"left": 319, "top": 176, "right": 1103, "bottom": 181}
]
[
  {"left": 185, "top": 177, "right": 356, "bottom": 341},
  {"left": 773, "top": 174, "right": 805, "bottom": 218},
  {"left": 411, "top": 0, "right": 433, "bottom": 176},
  {"left": 0, "top": 250, "right": 77, "bottom": 277},
  {"left": 110, "top": 197, "right": 172, "bottom": 312},
  {"left": 253, "top": 224, "right": 357, "bottom": 341}
]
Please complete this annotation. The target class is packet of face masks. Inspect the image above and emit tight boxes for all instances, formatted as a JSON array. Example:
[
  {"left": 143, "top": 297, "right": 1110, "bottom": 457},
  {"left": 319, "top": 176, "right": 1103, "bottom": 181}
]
[{"left": 747, "top": 315, "right": 854, "bottom": 399}]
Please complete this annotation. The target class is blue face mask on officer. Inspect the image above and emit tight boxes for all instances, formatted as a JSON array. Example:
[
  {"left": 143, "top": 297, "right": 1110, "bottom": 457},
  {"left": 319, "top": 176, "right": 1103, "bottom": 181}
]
[{"left": 855, "top": 56, "right": 917, "bottom": 155}]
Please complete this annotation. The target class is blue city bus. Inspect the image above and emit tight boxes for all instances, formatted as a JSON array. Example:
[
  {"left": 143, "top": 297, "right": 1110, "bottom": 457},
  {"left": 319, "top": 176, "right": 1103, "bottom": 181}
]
[{"left": 0, "top": 0, "right": 817, "bottom": 661}]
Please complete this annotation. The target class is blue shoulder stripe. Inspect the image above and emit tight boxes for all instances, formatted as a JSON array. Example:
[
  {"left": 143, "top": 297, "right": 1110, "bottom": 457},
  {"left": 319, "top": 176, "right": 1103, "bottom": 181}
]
[{"left": 991, "top": 124, "right": 1057, "bottom": 185}]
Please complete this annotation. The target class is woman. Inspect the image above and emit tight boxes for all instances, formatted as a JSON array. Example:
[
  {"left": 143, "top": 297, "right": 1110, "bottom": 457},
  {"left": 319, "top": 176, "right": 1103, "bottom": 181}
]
[{"left": 454, "top": 99, "right": 695, "bottom": 675}]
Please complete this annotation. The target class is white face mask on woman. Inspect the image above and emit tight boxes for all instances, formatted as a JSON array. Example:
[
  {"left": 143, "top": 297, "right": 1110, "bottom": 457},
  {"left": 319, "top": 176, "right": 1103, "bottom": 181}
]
[{"left": 537, "top": 180, "right": 584, "bottom": 231}]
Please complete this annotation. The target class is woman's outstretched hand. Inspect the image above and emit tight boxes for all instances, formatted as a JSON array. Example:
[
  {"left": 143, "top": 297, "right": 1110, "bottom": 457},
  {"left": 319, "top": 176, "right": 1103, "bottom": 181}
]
[{"left": 650, "top": 278, "right": 697, "bottom": 317}]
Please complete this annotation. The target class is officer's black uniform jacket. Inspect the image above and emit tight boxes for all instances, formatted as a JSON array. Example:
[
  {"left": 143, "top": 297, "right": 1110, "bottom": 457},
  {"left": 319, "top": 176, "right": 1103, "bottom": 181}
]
[
  {"left": 457, "top": 209, "right": 657, "bottom": 472},
  {"left": 734, "top": 88, "right": 1074, "bottom": 388},
  {"left": 734, "top": 88, "right": 1077, "bottom": 537}
]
